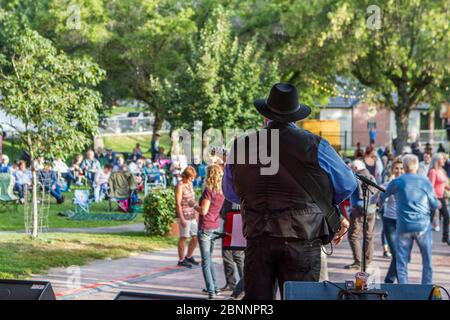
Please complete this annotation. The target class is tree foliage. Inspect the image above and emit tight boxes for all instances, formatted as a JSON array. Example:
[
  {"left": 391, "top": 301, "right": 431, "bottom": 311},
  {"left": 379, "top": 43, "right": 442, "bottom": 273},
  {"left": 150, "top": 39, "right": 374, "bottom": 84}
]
[
  {"left": 0, "top": 14, "right": 105, "bottom": 160},
  {"left": 171, "top": 7, "right": 280, "bottom": 131},
  {"left": 242, "top": 0, "right": 450, "bottom": 152},
  {"left": 0, "top": 12, "right": 105, "bottom": 237},
  {"left": 0, "top": 0, "right": 449, "bottom": 152}
]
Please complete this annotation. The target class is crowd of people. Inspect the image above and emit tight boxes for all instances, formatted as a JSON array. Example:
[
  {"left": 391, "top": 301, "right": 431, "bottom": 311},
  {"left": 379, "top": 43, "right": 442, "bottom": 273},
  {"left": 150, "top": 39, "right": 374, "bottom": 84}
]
[
  {"left": 172, "top": 151, "right": 244, "bottom": 300},
  {"left": 0, "top": 139, "right": 203, "bottom": 209},
  {"left": 344, "top": 140, "right": 450, "bottom": 286},
  {"left": 170, "top": 84, "right": 449, "bottom": 300},
  {"left": 2, "top": 83, "right": 448, "bottom": 300},
  {"left": 2, "top": 137, "right": 447, "bottom": 299}
]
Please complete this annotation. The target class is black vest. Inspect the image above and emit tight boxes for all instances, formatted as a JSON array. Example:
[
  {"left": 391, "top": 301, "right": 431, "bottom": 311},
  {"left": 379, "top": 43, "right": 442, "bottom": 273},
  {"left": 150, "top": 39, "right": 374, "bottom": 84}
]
[{"left": 229, "top": 122, "right": 334, "bottom": 241}]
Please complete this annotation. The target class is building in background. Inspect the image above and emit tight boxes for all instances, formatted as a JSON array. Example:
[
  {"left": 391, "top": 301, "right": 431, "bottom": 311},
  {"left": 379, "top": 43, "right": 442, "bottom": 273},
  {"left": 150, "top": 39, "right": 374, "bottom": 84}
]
[{"left": 316, "top": 96, "right": 446, "bottom": 151}]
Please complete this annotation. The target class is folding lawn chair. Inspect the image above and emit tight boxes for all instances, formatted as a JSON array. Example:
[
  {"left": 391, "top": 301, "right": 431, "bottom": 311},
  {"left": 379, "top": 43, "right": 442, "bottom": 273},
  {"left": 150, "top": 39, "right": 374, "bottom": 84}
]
[
  {"left": 144, "top": 166, "right": 167, "bottom": 196},
  {"left": 0, "top": 173, "right": 19, "bottom": 207},
  {"left": 73, "top": 189, "right": 91, "bottom": 214}
]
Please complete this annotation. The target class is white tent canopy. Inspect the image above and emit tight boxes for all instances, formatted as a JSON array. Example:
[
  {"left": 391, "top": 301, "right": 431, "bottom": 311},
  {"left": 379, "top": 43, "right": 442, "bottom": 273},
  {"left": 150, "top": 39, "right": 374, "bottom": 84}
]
[{"left": 0, "top": 108, "right": 27, "bottom": 135}]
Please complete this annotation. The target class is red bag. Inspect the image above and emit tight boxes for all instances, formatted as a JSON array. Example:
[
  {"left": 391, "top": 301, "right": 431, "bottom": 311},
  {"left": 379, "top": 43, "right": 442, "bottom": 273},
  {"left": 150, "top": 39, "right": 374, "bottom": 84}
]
[{"left": 222, "top": 211, "right": 246, "bottom": 250}]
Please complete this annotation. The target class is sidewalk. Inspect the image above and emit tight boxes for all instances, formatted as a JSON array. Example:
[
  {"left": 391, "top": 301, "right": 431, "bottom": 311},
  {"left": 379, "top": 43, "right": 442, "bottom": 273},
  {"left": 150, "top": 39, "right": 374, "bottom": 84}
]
[
  {"left": 33, "top": 221, "right": 450, "bottom": 300},
  {"left": 0, "top": 223, "right": 144, "bottom": 235}
]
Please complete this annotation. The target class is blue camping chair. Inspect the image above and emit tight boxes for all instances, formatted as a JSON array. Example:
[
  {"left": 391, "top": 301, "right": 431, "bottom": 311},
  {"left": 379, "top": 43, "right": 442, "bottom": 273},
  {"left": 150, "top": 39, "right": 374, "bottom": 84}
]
[{"left": 73, "top": 189, "right": 91, "bottom": 214}]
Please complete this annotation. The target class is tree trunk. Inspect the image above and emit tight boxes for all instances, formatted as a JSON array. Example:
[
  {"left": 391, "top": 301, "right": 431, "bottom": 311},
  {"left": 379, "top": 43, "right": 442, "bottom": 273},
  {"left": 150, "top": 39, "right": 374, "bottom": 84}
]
[
  {"left": 151, "top": 112, "right": 164, "bottom": 145},
  {"left": 153, "top": 113, "right": 164, "bottom": 135},
  {"left": 394, "top": 108, "right": 410, "bottom": 155},
  {"left": 31, "top": 170, "right": 39, "bottom": 238}
]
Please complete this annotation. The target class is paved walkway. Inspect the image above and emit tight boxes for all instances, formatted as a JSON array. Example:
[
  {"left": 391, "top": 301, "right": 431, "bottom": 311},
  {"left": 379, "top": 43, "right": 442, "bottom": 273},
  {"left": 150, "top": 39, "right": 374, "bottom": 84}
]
[
  {"left": 33, "top": 220, "right": 450, "bottom": 300},
  {"left": 0, "top": 223, "right": 144, "bottom": 235}
]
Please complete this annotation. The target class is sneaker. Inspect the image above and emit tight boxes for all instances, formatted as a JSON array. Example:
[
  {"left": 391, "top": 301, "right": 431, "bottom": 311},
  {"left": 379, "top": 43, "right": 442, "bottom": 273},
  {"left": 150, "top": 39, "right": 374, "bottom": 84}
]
[
  {"left": 344, "top": 263, "right": 361, "bottom": 270},
  {"left": 202, "top": 289, "right": 221, "bottom": 295},
  {"left": 177, "top": 260, "right": 192, "bottom": 268},
  {"left": 433, "top": 226, "right": 441, "bottom": 232},
  {"left": 220, "top": 285, "right": 234, "bottom": 292},
  {"left": 202, "top": 288, "right": 222, "bottom": 296},
  {"left": 383, "top": 251, "right": 392, "bottom": 259},
  {"left": 185, "top": 256, "right": 199, "bottom": 266},
  {"left": 207, "top": 294, "right": 216, "bottom": 300}
]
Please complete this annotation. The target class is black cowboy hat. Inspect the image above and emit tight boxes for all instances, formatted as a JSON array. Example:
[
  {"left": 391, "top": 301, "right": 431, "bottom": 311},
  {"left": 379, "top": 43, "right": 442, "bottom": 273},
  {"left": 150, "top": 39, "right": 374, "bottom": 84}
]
[{"left": 254, "top": 83, "right": 311, "bottom": 122}]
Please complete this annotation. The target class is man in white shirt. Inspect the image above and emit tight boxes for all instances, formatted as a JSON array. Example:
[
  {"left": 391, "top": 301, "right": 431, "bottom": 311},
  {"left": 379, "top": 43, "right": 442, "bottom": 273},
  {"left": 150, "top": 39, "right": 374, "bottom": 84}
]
[
  {"left": 94, "top": 164, "right": 113, "bottom": 202},
  {"left": 417, "top": 152, "right": 431, "bottom": 177},
  {"left": 53, "top": 157, "right": 75, "bottom": 190}
]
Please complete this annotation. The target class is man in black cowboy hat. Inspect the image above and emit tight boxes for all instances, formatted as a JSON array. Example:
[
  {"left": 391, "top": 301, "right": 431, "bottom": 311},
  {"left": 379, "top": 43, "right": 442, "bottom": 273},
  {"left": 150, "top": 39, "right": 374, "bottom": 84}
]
[{"left": 223, "top": 83, "right": 357, "bottom": 300}]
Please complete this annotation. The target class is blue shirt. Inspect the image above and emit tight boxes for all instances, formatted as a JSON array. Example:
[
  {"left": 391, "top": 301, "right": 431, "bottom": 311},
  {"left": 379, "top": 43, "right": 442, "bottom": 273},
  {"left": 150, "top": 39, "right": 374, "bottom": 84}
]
[
  {"left": 38, "top": 170, "right": 58, "bottom": 188},
  {"left": 81, "top": 159, "right": 101, "bottom": 173},
  {"left": 13, "top": 170, "right": 32, "bottom": 185},
  {"left": 222, "top": 123, "right": 357, "bottom": 205},
  {"left": 369, "top": 129, "right": 376, "bottom": 140},
  {"left": 350, "top": 187, "right": 363, "bottom": 208},
  {"left": 0, "top": 164, "right": 11, "bottom": 174},
  {"left": 381, "top": 173, "right": 438, "bottom": 233}
]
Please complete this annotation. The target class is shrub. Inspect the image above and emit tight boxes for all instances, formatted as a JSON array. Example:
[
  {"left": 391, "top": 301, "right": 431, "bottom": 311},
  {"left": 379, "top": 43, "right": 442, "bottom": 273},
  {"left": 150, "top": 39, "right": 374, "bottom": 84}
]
[{"left": 143, "top": 188, "right": 176, "bottom": 236}]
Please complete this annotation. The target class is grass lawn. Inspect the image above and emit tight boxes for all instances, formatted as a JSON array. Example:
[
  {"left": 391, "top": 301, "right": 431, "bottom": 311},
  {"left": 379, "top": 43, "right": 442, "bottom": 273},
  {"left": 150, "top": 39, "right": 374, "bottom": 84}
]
[
  {"left": 0, "top": 190, "right": 145, "bottom": 231},
  {"left": 0, "top": 232, "right": 177, "bottom": 279},
  {"left": 102, "top": 133, "right": 172, "bottom": 158}
]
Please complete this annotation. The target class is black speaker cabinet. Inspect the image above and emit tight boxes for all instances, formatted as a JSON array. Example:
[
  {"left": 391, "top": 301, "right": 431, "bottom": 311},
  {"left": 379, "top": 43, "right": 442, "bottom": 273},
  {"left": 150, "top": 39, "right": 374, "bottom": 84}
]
[
  {"left": 115, "top": 291, "right": 204, "bottom": 300},
  {"left": 0, "top": 279, "right": 56, "bottom": 300},
  {"left": 284, "top": 281, "right": 434, "bottom": 300}
]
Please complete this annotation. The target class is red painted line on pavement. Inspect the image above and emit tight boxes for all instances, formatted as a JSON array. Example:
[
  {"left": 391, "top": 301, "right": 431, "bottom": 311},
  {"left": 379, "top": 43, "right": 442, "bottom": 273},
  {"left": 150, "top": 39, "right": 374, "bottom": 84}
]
[{"left": 55, "top": 266, "right": 182, "bottom": 297}]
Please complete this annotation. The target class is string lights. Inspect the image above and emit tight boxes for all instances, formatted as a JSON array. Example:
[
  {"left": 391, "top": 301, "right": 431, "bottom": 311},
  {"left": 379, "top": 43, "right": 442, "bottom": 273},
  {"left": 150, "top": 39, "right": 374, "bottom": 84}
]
[{"left": 307, "top": 79, "right": 376, "bottom": 100}]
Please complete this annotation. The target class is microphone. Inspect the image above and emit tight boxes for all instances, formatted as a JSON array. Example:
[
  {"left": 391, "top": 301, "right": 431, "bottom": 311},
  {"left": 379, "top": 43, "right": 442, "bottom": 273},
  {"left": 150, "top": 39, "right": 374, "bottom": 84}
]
[{"left": 355, "top": 173, "right": 385, "bottom": 193}]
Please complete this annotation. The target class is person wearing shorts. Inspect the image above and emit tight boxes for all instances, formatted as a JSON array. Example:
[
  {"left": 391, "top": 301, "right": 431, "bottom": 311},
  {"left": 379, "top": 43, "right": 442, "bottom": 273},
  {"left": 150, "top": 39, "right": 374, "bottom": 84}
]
[{"left": 175, "top": 166, "right": 199, "bottom": 267}]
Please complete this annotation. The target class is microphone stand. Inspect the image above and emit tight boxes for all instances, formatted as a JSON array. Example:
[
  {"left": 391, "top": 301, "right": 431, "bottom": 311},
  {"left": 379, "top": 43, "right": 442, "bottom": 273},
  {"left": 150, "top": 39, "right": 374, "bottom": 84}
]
[{"left": 355, "top": 173, "right": 385, "bottom": 273}]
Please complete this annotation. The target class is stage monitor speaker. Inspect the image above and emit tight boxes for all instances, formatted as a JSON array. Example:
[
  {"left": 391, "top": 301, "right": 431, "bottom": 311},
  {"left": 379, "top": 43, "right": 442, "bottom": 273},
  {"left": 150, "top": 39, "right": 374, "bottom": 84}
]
[
  {"left": 114, "top": 291, "right": 205, "bottom": 300},
  {"left": 0, "top": 279, "right": 56, "bottom": 300},
  {"left": 284, "top": 281, "right": 434, "bottom": 300}
]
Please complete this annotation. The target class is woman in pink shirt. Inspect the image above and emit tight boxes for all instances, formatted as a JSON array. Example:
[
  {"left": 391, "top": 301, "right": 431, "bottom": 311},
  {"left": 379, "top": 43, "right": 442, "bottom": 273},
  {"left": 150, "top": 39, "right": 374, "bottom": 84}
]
[
  {"left": 428, "top": 153, "right": 450, "bottom": 244},
  {"left": 194, "top": 165, "right": 225, "bottom": 299}
]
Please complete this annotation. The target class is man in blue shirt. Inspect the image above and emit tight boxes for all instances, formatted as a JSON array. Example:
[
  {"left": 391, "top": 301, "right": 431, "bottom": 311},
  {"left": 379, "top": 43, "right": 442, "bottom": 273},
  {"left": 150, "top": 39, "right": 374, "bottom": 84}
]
[
  {"left": 369, "top": 128, "right": 376, "bottom": 145},
  {"left": 38, "top": 162, "right": 64, "bottom": 204},
  {"left": 0, "top": 155, "right": 11, "bottom": 174},
  {"left": 223, "top": 125, "right": 357, "bottom": 207},
  {"left": 13, "top": 160, "right": 32, "bottom": 203},
  {"left": 150, "top": 133, "right": 161, "bottom": 162},
  {"left": 222, "top": 83, "right": 357, "bottom": 299},
  {"left": 381, "top": 154, "right": 439, "bottom": 284}
]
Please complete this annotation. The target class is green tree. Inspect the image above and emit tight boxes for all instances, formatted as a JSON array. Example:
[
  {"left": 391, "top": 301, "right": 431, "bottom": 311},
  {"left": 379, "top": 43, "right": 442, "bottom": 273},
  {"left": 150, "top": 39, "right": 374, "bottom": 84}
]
[
  {"left": 0, "top": 13, "right": 105, "bottom": 237},
  {"left": 0, "top": 0, "right": 197, "bottom": 142},
  {"left": 174, "top": 7, "right": 280, "bottom": 131},
  {"left": 37, "top": 0, "right": 197, "bottom": 143},
  {"left": 252, "top": 0, "right": 450, "bottom": 153}
]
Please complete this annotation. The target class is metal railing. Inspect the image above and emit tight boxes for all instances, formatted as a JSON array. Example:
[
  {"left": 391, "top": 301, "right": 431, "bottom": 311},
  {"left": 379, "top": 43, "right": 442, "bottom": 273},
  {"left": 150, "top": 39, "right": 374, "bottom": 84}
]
[
  {"left": 99, "top": 117, "right": 171, "bottom": 135},
  {"left": 418, "top": 129, "right": 447, "bottom": 144}
]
